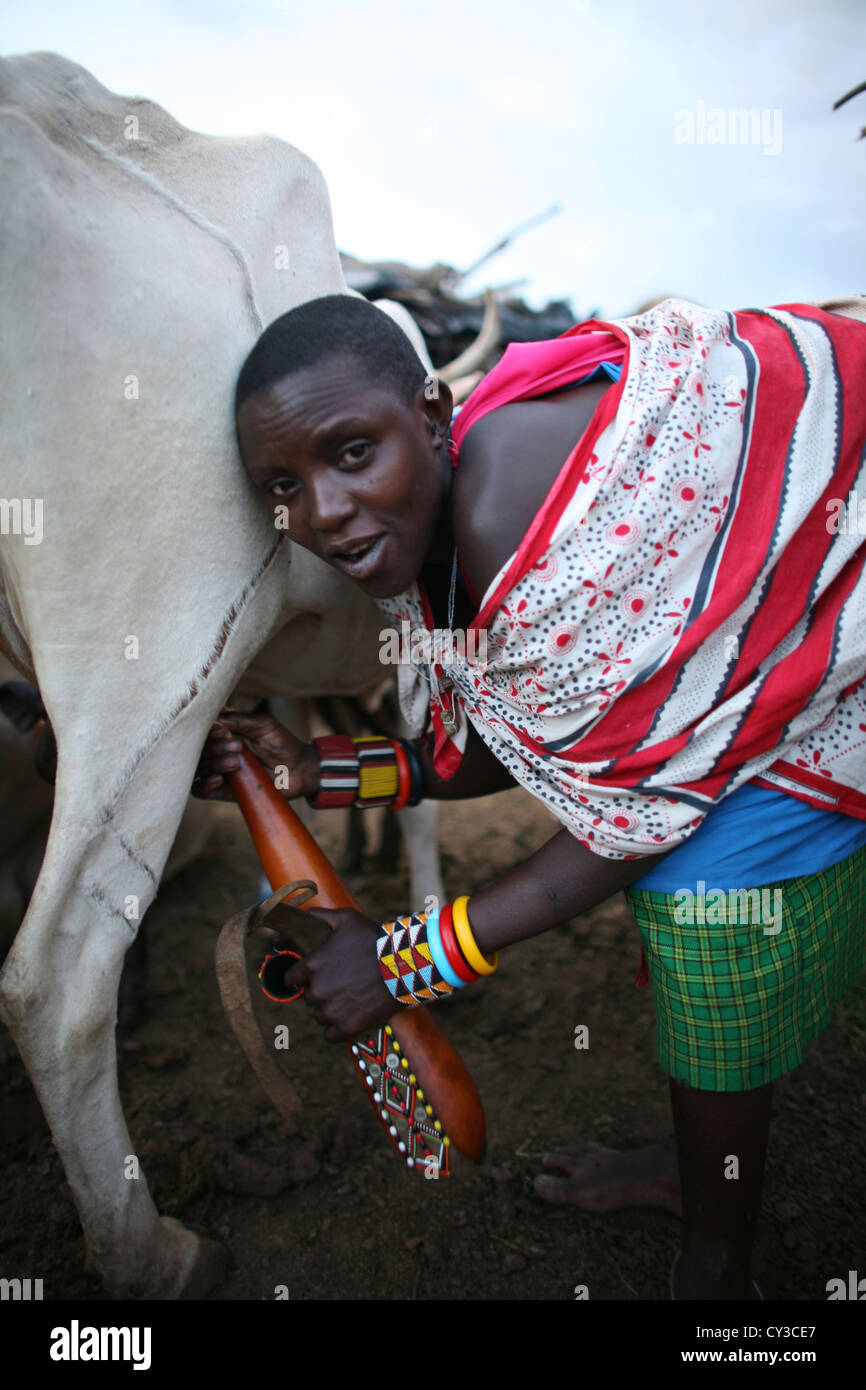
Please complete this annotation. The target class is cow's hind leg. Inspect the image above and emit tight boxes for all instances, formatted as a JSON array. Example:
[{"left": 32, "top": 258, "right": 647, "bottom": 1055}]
[
  {"left": 0, "top": 889, "right": 225, "bottom": 1297},
  {"left": 116, "top": 798, "right": 215, "bottom": 1032},
  {"left": 0, "top": 734, "right": 227, "bottom": 1298}
]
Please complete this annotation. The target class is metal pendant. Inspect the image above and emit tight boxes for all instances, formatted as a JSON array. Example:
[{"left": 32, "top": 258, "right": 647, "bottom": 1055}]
[{"left": 437, "top": 671, "right": 457, "bottom": 735}]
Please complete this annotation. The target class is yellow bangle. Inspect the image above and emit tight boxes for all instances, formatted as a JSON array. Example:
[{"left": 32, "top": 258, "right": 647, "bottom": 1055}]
[{"left": 451, "top": 895, "right": 498, "bottom": 976}]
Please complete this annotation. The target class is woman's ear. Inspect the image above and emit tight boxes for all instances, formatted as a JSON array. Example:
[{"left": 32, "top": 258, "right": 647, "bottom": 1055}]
[{"left": 418, "top": 374, "right": 453, "bottom": 447}]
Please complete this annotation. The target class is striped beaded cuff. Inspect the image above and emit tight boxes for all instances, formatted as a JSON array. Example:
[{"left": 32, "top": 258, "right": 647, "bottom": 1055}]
[
  {"left": 306, "top": 735, "right": 359, "bottom": 809},
  {"left": 354, "top": 735, "right": 400, "bottom": 808},
  {"left": 376, "top": 910, "right": 456, "bottom": 1007}
]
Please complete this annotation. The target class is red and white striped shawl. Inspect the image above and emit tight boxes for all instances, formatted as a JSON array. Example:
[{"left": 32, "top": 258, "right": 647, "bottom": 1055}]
[{"left": 377, "top": 297, "right": 866, "bottom": 859}]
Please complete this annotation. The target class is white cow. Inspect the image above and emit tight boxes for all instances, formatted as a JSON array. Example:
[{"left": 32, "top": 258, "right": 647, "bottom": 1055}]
[
  {"left": 0, "top": 653, "right": 214, "bottom": 941},
  {"left": 0, "top": 52, "right": 441, "bottom": 1298}
]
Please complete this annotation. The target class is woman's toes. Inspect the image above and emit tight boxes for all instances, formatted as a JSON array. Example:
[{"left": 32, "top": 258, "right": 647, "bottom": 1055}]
[
  {"left": 533, "top": 1143, "right": 683, "bottom": 1215},
  {"left": 534, "top": 1172, "right": 586, "bottom": 1203}
]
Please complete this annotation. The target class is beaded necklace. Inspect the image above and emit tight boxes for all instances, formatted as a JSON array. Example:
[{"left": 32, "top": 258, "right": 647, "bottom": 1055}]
[
  {"left": 423, "top": 547, "right": 460, "bottom": 736},
  {"left": 424, "top": 436, "right": 460, "bottom": 734}
]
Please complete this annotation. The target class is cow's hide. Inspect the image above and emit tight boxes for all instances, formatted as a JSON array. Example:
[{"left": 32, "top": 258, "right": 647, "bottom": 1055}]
[{"left": 0, "top": 51, "right": 429, "bottom": 1298}]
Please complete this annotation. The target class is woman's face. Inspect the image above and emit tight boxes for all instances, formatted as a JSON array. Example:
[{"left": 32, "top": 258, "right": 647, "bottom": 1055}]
[{"left": 236, "top": 354, "right": 453, "bottom": 599}]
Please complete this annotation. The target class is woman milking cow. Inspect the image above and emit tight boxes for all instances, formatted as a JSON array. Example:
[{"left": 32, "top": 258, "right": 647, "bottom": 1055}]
[{"left": 193, "top": 292, "right": 866, "bottom": 1300}]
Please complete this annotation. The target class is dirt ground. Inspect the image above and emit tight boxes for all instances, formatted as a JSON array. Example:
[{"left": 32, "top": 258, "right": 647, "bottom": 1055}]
[{"left": 2, "top": 785, "right": 865, "bottom": 1302}]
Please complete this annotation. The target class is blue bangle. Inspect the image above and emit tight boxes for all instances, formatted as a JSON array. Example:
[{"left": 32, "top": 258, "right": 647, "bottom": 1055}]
[{"left": 425, "top": 909, "right": 465, "bottom": 990}]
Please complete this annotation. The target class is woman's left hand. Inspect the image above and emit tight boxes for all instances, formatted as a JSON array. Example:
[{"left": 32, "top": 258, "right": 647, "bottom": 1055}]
[{"left": 282, "top": 907, "right": 398, "bottom": 1041}]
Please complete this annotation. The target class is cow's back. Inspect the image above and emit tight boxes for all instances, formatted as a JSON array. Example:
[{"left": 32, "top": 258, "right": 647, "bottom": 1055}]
[
  {"left": 0, "top": 52, "right": 347, "bottom": 323},
  {"left": 0, "top": 51, "right": 383, "bottom": 737}
]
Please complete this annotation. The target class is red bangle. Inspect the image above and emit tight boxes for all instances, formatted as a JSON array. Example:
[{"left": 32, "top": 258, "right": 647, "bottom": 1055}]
[
  {"left": 439, "top": 902, "right": 478, "bottom": 984},
  {"left": 392, "top": 739, "right": 411, "bottom": 811}
]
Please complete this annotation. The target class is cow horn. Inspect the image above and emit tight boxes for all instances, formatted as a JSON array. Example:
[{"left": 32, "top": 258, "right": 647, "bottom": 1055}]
[
  {"left": 833, "top": 80, "right": 866, "bottom": 110},
  {"left": 449, "top": 370, "right": 485, "bottom": 405},
  {"left": 439, "top": 290, "right": 501, "bottom": 383}
]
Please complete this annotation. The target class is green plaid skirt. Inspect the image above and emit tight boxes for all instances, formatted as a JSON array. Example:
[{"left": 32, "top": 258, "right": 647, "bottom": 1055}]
[{"left": 624, "top": 844, "right": 866, "bottom": 1091}]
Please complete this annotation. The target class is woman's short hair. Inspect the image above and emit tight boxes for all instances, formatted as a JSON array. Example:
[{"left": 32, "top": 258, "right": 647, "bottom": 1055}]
[{"left": 235, "top": 294, "right": 428, "bottom": 414}]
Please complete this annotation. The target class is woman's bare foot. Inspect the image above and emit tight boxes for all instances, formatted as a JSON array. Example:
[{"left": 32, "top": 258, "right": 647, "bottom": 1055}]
[{"left": 534, "top": 1141, "right": 682, "bottom": 1215}]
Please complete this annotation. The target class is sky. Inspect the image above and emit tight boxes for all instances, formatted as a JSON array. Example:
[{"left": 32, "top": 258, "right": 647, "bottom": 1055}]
[{"left": 2, "top": 0, "right": 864, "bottom": 320}]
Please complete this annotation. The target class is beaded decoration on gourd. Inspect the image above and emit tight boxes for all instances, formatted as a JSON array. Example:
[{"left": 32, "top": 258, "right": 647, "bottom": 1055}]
[{"left": 351, "top": 1026, "right": 451, "bottom": 1175}]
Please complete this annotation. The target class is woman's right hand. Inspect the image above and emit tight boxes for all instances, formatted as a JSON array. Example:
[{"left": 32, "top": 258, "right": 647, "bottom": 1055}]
[{"left": 192, "top": 710, "right": 319, "bottom": 803}]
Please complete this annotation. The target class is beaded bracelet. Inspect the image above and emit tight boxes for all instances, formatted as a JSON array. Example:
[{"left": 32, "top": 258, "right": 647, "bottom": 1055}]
[
  {"left": 352, "top": 735, "right": 396, "bottom": 806},
  {"left": 305, "top": 734, "right": 358, "bottom": 809},
  {"left": 377, "top": 910, "right": 455, "bottom": 1007},
  {"left": 377, "top": 897, "right": 497, "bottom": 1007},
  {"left": 307, "top": 734, "right": 424, "bottom": 810}
]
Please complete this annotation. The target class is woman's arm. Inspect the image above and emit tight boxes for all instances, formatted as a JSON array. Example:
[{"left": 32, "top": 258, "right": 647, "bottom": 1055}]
[
  {"left": 414, "top": 719, "right": 518, "bottom": 799},
  {"left": 192, "top": 707, "right": 516, "bottom": 802},
  {"left": 464, "top": 826, "right": 673, "bottom": 955},
  {"left": 295, "top": 819, "right": 674, "bottom": 1040}
]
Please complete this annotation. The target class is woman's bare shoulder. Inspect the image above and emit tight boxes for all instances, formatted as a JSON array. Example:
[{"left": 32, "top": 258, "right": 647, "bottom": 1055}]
[{"left": 453, "top": 378, "right": 613, "bottom": 601}]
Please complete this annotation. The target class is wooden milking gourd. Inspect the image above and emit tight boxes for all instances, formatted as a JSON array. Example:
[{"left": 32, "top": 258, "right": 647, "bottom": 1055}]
[{"left": 220, "top": 743, "right": 486, "bottom": 1174}]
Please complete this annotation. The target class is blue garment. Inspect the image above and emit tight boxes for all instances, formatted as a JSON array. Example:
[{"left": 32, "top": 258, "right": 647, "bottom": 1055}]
[
  {"left": 554, "top": 360, "right": 623, "bottom": 386},
  {"left": 590, "top": 361, "right": 623, "bottom": 383},
  {"left": 630, "top": 781, "right": 866, "bottom": 892}
]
